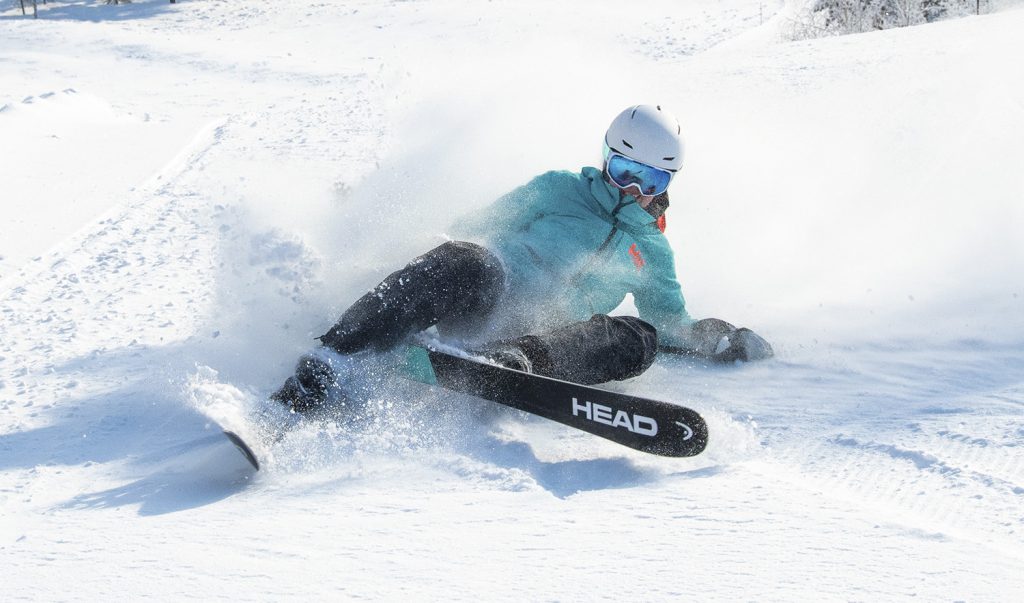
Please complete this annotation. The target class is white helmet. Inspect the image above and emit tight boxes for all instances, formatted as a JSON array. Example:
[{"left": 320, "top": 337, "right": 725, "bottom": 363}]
[{"left": 604, "top": 105, "right": 685, "bottom": 172}]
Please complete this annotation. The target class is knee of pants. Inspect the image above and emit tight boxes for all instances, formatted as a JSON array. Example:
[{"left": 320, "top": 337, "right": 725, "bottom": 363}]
[
  {"left": 602, "top": 315, "right": 659, "bottom": 378},
  {"left": 434, "top": 241, "right": 501, "bottom": 276},
  {"left": 432, "top": 240, "right": 505, "bottom": 307}
]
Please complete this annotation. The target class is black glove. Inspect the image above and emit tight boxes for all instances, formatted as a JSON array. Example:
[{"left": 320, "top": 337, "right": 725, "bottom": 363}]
[
  {"left": 675, "top": 318, "right": 773, "bottom": 363},
  {"left": 712, "top": 327, "right": 773, "bottom": 362}
]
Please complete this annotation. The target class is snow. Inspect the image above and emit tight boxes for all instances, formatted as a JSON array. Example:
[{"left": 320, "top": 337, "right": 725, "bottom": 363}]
[{"left": 2, "top": 0, "right": 1023, "bottom": 600}]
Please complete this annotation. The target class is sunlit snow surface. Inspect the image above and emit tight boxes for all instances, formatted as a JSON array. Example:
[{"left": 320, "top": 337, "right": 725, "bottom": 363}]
[{"left": 1, "top": 0, "right": 1023, "bottom": 600}]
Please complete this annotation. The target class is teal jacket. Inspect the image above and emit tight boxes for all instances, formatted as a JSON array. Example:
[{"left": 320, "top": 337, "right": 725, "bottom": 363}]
[{"left": 453, "top": 167, "right": 693, "bottom": 347}]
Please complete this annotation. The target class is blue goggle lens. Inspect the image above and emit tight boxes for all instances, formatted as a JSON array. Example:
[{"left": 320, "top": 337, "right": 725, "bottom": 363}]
[{"left": 606, "top": 153, "right": 672, "bottom": 196}]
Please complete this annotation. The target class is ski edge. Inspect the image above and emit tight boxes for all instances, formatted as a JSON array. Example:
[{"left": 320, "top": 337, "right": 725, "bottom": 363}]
[{"left": 223, "top": 430, "right": 261, "bottom": 471}]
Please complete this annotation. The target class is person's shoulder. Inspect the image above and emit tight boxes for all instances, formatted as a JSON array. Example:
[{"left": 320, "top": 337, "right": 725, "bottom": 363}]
[
  {"left": 528, "top": 169, "right": 582, "bottom": 185},
  {"left": 535, "top": 167, "right": 606, "bottom": 191},
  {"left": 515, "top": 169, "right": 585, "bottom": 196}
]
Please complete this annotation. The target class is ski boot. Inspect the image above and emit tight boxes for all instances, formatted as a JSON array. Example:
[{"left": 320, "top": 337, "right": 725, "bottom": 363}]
[{"left": 270, "top": 352, "right": 338, "bottom": 412}]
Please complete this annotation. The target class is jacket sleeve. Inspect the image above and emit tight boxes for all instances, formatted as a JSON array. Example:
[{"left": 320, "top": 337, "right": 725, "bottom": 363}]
[{"left": 632, "top": 235, "right": 694, "bottom": 348}]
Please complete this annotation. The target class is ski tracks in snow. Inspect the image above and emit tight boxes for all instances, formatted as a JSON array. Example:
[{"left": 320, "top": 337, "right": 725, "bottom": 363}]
[
  {"left": 761, "top": 384, "right": 1024, "bottom": 562},
  {"left": 649, "top": 345, "right": 1024, "bottom": 572}
]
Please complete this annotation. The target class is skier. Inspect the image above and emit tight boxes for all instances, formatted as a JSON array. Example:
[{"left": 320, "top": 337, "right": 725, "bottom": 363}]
[{"left": 272, "top": 104, "right": 772, "bottom": 411}]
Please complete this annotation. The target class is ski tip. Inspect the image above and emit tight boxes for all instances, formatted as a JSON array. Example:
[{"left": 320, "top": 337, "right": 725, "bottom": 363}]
[{"left": 224, "top": 430, "right": 260, "bottom": 471}]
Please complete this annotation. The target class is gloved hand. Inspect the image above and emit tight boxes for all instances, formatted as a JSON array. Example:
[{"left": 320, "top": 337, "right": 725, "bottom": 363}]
[{"left": 676, "top": 318, "right": 773, "bottom": 363}]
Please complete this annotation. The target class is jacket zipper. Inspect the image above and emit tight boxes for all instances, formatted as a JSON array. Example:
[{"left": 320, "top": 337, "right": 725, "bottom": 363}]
[{"left": 569, "top": 196, "right": 633, "bottom": 289}]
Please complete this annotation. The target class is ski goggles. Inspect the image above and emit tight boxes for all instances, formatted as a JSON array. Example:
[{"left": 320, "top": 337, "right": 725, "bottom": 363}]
[{"left": 604, "top": 148, "right": 674, "bottom": 196}]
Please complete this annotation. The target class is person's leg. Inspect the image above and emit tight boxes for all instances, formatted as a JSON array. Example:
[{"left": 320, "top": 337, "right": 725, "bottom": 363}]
[
  {"left": 319, "top": 241, "right": 505, "bottom": 354},
  {"left": 273, "top": 241, "right": 505, "bottom": 410},
  {"left": 478, "top": 314, "right": 658, "bottom": 385}
]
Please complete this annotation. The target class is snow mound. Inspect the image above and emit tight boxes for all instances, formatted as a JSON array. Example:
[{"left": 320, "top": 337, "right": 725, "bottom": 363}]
[{"left": 1, "top": 88, "right": 139, "bottom": 124}]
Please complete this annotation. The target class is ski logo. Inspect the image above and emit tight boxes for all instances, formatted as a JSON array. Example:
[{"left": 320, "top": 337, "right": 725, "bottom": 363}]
[
  {"left": 674, "top": 421, "right": 694, "bottom": 441},
  {"left": 571, "top": 397, "right": 658, "bottom": 437}
]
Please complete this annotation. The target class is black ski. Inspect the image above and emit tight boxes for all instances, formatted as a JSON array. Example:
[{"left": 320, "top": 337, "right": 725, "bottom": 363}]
[
  {"left": 419, "top": 346, "right": 708, "bottom": 457},
  {"left": 229, "top": 345, "right": 708, "bottom": 471},
  {"left": 224, "top": 430, "right": 260, "bottom": 471}
]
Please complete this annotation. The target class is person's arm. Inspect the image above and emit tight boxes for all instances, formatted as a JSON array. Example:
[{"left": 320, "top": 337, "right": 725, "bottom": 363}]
[
  {"left": 631, "top": 236, "right": 693, "bottom": 346},
  {"left": 633, "top": 237, "right": 773, "bottom": 362}
]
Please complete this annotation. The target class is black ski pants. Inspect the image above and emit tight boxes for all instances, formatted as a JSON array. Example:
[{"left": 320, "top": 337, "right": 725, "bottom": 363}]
[{"left": 318, "top": 241, "right": 658, "bottom": 385}]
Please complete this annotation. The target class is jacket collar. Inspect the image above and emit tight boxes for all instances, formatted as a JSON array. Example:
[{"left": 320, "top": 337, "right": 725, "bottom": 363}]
[{"left": 581, "top": 166, "right": 662, "bottom": 231}]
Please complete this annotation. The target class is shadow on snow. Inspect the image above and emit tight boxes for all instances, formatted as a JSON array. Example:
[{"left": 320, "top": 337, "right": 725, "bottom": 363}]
[
  {"left": 0, "top": 340, "right": 257, "bottom": 515},
  {"left": 61, "top": 433, "right": 254, "bottom": 516},
  {"left": 1, "top": 0, "right": 176, "bottom": 22},
  {"left": 473, "top": 434, "right": 723, "bottom": 498}
]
